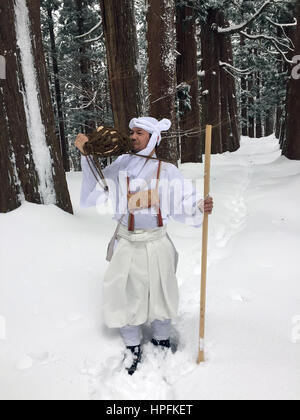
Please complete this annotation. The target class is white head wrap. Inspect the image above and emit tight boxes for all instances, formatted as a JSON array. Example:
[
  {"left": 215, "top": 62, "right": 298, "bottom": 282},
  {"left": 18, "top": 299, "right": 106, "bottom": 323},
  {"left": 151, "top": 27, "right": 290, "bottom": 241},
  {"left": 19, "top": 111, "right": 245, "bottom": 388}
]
[
  {"left": 129, "top": 117, "right": 171, "bottom": 149},
  {"left": 118, "top": 117, "right": 172, "bottom": 178}
]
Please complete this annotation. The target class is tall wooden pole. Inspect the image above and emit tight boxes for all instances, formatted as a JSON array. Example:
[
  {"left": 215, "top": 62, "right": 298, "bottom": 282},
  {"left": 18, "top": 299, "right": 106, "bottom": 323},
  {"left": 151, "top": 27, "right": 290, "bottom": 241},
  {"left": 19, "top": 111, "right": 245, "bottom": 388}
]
[{"left": 197, "top": 125, "right": 212, "bottom": 364}]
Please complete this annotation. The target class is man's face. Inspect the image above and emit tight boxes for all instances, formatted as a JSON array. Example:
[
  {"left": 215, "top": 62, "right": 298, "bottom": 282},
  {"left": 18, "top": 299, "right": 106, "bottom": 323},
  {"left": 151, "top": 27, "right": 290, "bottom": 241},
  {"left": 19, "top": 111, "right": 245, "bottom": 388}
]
[{"left": 130, "top": 127, "right": 151, "bottom": 153}]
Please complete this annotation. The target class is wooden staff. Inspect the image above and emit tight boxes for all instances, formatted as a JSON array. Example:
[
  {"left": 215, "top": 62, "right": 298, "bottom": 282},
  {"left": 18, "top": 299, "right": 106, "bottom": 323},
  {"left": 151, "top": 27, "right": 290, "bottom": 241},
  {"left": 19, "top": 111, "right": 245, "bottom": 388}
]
[{"left": 197, "top": 125, "right": 212, "bottom": 364}]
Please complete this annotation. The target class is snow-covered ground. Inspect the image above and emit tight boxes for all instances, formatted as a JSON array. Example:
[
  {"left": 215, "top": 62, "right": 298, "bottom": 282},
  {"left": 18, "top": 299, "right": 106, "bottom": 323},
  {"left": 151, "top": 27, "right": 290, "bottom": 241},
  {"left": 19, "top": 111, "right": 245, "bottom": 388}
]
[{"left": 0, "top": 136, "right": 299, "bottom": 400}]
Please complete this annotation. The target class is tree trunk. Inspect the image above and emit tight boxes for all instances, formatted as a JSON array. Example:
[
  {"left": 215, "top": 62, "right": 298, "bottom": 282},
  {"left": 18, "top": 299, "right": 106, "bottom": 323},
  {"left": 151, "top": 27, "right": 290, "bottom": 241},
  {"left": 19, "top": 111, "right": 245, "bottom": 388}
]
[
  {"left": 275, "top": 28, "right": 285, "bottom": 141},
  {"left": 200, "top": 9, "right": 222, "bottom": 154},
  {"left": 0, "top": 0, "right": 73, "bottom": 214},
  {"left": 76, "top": 0, "right": 96, "bottom": 135},
  {"left": 220, "top": 20, "right": 240, "bottom": 152},
  {"left": 275, "top": 106, "right": 283, "bottom": 139},
  {"left": 176, "top": 2, "right": 202, "bottom": 163},
  {"left": 265, "top": 108, "right": 275, "bottom": 137},
  {"left": 279, "top": 118, "right": 286, "bottom": 150},
  {"left": 255, "top": 70, "right": 263, "bottom": 138},
  {"left": 283, "top": 2, "right": 300, "bottom": 160},
  {"left": 47, "top": 4, "right": 70, "bottom": 172},
  {"left": 100, "top": 0, "right": 142, "bottom": 134},
  {"left": 201, "top": 9, "right": 240, "bottom": 154},
  {"left": 147, "top": 0, "right": 178, "bottom": 164},
  {"left": 240, "top": 34, "right": 248, "bottom": 136},
  {"left": 248, "top": 73, "right": 255, "bottom": 138}
]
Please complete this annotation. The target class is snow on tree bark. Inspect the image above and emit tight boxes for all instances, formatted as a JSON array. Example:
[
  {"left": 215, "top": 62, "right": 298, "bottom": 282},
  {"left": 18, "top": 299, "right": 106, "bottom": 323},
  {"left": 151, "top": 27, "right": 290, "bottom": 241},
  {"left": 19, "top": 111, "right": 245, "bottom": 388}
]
[
  {"left": 46, "top": 2, "right": 70, "bottom": 172},
  {"left": 14, "top": 0, "right": 56, "bottom": 204},
  {"left": 0, "top": 0, "right": 73, "bottom": 214},
  {"left": 147, "top": 0, "right": 178, "bottom": 164}
]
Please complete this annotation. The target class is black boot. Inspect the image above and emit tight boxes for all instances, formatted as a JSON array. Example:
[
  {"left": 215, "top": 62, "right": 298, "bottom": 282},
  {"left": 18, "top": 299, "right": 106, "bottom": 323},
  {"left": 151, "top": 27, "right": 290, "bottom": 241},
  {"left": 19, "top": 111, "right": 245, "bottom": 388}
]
[
  {"left": 151, "top": 338, "right": 171, "bottom": 349},
  {"left": 125, "top": 345, "right": 142, "bottom": 375}
]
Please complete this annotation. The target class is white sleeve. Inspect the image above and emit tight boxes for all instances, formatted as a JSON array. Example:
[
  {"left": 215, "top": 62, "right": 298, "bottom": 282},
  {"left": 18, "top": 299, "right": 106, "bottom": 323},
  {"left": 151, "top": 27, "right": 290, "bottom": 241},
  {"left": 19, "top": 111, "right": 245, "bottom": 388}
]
[
  {"left": 80, "top": 156, "right": 117, "bottom": 208},
  {"left": 167, "top": 165, "right": 204, "bottom": 228}
]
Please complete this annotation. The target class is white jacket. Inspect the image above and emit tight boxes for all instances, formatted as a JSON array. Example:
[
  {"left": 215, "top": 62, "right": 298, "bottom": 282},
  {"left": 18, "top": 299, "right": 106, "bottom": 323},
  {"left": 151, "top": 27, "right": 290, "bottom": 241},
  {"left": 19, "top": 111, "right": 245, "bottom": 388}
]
[{"left": 80, "top": 155, "right": 204, "bottom": 230}]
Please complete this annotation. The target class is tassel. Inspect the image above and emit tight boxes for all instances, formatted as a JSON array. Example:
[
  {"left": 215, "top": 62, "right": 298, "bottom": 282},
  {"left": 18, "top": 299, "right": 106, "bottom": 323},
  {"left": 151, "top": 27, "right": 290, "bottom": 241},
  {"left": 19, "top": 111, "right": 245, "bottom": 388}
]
[
  {"left": 128, "top": 213, "right": 135, "bottom": 232},
  {"left": 157, "top": 208, "right": 163, "bottom": 227},
  {"left": 127, "top": 176, "right": 135, "bottom": 232}
]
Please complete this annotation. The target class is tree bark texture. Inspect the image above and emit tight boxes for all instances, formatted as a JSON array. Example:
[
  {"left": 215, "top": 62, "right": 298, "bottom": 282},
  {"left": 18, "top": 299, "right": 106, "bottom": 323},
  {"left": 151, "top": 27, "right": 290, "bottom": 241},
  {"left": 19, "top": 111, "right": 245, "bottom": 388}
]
[
  {"left": 100, "top": 0, "right": 142, "bottom": 135},
  {"left": 147, "top": 0, "right": 178, "bottom": 164},
  {"left": 201, "top": 9, "right": 240, "bottom": 154},
  {"left": 176, "top": 3, "right": 202, "bottom": 163},
  {"left": 0, "top": 0, "right": 73, "bottom": 214},
  {"left": 283, "top": 2, "right": 300, "bottom": 160}
]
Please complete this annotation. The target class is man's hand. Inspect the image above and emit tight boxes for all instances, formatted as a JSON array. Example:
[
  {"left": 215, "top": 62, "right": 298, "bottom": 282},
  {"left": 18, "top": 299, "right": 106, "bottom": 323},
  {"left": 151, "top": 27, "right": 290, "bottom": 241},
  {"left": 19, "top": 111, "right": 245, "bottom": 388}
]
[
  {"left": 75, "top": 133, "right": 89, "bottom": 155},
  {"left": 198, "top": 196, "right": 214, "bottom": 215}
]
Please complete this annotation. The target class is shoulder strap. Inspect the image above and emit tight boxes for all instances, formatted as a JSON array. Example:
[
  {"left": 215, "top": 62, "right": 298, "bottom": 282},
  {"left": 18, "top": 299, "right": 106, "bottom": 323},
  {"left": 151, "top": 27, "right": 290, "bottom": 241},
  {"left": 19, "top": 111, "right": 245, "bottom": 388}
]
[
  {"left": 155, "top": 161, "right": 162, "bottom": 191},
  {"left": 146, "top": 148, "right": 156, "bottom": 163}
]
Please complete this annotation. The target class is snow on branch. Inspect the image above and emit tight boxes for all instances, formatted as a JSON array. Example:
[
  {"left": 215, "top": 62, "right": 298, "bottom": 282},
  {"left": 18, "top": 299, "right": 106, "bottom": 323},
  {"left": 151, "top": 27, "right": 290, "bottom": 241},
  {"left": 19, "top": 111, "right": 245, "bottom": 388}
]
[
  {"left": 266, "top": 17, "right": 297, "bottom": 28},
  {"left": 242, "top": 32, "right": 293, "bottom": 52},
  {"left": 215, "top": 1, "right": 273, "bottom": 35},
  {"left": 222, "top": 67, "right": 242, "bottom": 84},
  {"left": 151, "top": 82, "right": 187, "bottom": 105},
  {"left": 266, "top": 17, "right": 297, "bottom": 50},
  {"left": 82, "top": 34, "right": 103, "bottom": 44},
  {"left": 282, "top": 27, "right": 295, "bottom": 50},
  {"left": 240, "top": 31, "right": 294, "bottom": 65},
  {"left": 75, "top": 20, "right": 102, "bottom": 39},
  {"left": 70, "top": 90, "right": 98, "bottom": 111},
  {"left": 219, "top": 61, "right": 251, "bottom": 75}
]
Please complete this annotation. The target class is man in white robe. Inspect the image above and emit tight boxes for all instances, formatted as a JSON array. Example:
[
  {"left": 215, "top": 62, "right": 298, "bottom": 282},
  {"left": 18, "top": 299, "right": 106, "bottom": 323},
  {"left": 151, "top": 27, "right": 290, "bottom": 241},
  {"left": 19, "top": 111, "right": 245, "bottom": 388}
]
[{"left": 75, "top": 117, "right": 213, "bottom": 374}]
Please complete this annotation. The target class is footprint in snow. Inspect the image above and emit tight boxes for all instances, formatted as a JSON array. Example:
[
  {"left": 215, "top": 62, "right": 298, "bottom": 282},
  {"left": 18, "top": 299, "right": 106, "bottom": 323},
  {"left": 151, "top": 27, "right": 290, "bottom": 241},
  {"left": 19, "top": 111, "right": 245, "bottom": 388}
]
[
  {"left": 228, "top": 290, "right": 254, "bottom": 304},
  {"left": 15, "top": 355, "right": 34, "bottom": 371},
  {"left": 15, "top": 352, "right": 59, "bottom": 371},
  {"left": 81, "top": 339, "right": 196, "bottom": 401}
]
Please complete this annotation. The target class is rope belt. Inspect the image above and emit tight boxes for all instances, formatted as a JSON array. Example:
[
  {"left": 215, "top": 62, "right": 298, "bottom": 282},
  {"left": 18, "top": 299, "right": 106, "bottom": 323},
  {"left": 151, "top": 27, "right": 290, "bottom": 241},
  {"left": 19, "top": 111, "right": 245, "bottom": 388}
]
[{"left": 117, "top": 223, "right": 167, "bottom": 242}]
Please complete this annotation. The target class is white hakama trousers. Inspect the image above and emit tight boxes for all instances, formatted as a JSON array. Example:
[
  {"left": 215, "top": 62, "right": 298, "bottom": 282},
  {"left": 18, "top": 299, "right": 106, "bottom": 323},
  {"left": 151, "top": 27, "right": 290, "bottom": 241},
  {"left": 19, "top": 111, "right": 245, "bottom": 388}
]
[{"left": 103, "top": 224, "right": 179, "bottom": 329}]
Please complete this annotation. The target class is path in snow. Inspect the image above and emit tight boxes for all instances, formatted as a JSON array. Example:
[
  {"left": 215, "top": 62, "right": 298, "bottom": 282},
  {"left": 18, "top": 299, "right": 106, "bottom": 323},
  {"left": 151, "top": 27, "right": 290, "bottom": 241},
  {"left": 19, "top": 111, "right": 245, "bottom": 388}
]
[{"left": 171, "top": 137, "right": 300, "bottom": 400}]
